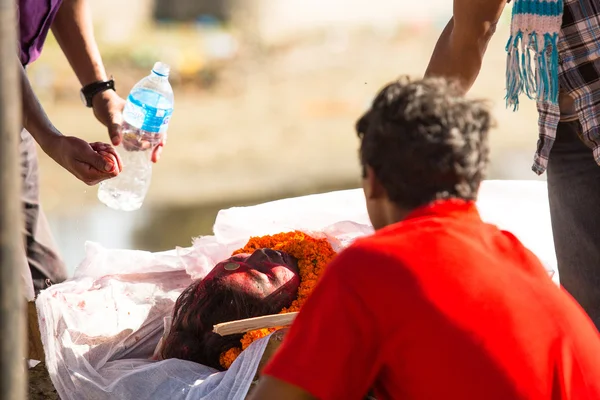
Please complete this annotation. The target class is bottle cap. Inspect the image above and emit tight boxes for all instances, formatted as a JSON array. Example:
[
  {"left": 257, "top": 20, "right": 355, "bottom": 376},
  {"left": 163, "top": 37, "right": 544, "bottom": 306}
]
[{"left": 152, "top": 62, "right": 170, "bottom": 77}]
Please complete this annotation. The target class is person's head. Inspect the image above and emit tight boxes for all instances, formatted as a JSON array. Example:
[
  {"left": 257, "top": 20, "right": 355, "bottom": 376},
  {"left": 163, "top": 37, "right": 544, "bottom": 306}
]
[
  {"left": 356, "top": 76, "right": 492, "bottom": 229},
  {"left": 160, "top": 248, "right": 300, "bottom": 370}
]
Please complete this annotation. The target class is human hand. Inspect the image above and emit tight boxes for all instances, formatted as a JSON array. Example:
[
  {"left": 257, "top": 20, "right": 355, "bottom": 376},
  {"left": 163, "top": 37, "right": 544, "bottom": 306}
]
[
  {"left": 46, "top": 136, "right": 123, "bottom": 186},
  {"left": 151, "top": 133, "right": 166, "bottom": 163},
  {"left": 94, "top": 90, "right": 166, "bottom": 163},
  {"left": 120, "top": 130, "right": 165, "bottom": 164},
  {"left": 92, "top": 90, "right": 126, "bottom": 146}
]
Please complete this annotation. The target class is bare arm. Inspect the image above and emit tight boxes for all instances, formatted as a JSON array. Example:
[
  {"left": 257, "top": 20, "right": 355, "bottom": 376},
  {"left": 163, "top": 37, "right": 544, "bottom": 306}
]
[
  {"left": 20, "top": 62, "right": 120, "bottom": 184},
  {"left": 248, "top": 377, "right": 316, "bottom": 400},
  {"left": 51, "top": 0, "right": 126, "bottom": 146},
  {"left": 425, "top": 0, "right": 508, "bottom": 93},
  {"left": 20, "top": 62, "right": 62, "bottom": 151},
  {"left": 51, "top": 0, "right": 107, "bottom": 86}
]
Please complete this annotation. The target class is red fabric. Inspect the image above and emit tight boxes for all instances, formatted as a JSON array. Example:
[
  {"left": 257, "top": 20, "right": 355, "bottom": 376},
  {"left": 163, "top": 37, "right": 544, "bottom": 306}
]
[{"left": 263, "top": 200, "right": 600, "bottom": 399}]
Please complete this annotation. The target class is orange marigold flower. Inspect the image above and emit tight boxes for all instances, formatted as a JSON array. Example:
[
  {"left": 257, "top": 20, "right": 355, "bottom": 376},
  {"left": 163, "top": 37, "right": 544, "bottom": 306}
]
[
  {"left": 219, "top": 347, "right": 242, "bottom": 369},
  {"left": 219, "top": 231, "right": 337, "bottom": 368},
  {"left": 241, "top": 328, "right": 275, "bottom": 350}
]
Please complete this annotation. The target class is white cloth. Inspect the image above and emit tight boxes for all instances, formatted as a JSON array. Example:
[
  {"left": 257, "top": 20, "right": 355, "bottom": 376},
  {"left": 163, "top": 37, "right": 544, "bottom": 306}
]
[
  {"left": 36, "top": 180, "right": 557, "bottom": 400},
  {"left": 36, "top": 242, "right": 272, "bottom": 400}
]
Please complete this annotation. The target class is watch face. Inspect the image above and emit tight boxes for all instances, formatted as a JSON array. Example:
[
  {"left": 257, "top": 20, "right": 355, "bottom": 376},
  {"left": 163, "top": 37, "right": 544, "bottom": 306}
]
[{"left": 80, "top": 90, "right": 88, "bottom": 107}]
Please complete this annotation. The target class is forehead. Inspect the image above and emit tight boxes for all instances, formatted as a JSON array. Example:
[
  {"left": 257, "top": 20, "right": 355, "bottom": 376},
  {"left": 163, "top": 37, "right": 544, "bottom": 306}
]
[
  {"left": 205, "top": 251, "right": 297, "bottom": 296},
  {"left": 219, "top": 253, "right": 250, "bottom": 272},
  {"left": 224, "top": 262, "right": 241, "bottom": 271}
]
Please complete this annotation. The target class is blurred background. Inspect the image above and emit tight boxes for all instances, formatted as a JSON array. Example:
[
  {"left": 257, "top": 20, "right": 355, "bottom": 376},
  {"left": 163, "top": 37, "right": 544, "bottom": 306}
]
[{"left": 28, "top": 0, "right": 543, "bottom": 274}]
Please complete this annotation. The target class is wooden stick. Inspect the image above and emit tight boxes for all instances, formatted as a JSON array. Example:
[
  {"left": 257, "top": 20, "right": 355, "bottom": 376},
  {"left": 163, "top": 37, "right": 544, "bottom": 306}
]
[{"left": 213, "top": 312, "right": 299, "bottom": 336}]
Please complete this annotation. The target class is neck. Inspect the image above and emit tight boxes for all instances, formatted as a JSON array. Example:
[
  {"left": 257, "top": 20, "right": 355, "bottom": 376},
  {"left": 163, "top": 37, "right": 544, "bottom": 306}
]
[{"left": 383, "top": 201, "right": 411, "bottom": 226}]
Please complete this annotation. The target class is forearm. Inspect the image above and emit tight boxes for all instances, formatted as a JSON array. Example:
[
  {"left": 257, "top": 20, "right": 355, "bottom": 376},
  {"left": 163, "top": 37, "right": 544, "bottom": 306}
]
[
  {"left": 51, "top": 0, "right": 107, "bottom": 86},
  {"left": 20, "top": 63, "right": 62, "bottom": 153},
  {"left": 425, "top": 18, "right": 494, "bottom": 93}
]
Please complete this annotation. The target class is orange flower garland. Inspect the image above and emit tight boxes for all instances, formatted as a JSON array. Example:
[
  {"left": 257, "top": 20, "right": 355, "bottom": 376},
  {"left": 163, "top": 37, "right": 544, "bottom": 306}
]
[{"left": 218, "top": 231, "right": 336, "bottom": 369}]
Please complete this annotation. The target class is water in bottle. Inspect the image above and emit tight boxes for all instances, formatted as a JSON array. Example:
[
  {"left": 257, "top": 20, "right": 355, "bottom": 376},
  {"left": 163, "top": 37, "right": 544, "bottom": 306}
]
[{"left": 98, "top": 62, "right": 174, "bottom": 211}]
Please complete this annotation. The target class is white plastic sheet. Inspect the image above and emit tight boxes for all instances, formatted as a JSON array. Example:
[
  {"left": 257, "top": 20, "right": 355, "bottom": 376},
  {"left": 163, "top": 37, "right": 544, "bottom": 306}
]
[
  {"left": 36, "top": 242, "right": 273, "bottom": 400},
  {"left": 36, "top": 180, "right": 557, "bottom": 400}
]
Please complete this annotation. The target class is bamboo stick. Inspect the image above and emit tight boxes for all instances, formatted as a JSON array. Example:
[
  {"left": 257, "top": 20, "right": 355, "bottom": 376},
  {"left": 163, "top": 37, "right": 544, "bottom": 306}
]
[{"left": 213, "top": 312, "right": 299, "bottom": 336}]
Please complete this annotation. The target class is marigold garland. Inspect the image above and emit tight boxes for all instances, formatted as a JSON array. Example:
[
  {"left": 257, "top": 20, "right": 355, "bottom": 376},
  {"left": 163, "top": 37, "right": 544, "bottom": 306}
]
[{"left": 219, "top": 231, "right": 336, "bottom": 369}]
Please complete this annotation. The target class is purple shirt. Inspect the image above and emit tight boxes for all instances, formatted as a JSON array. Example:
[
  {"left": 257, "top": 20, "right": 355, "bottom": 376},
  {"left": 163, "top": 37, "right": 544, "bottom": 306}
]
[{"left": 17, "top": 0, "right": 63, "bottom": 65}]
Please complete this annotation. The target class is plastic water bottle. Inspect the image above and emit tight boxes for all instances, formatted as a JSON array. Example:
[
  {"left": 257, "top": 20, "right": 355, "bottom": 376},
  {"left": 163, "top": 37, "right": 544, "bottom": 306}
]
[{"left": 98, "top": 62, "right": 174, "bottom": 211}]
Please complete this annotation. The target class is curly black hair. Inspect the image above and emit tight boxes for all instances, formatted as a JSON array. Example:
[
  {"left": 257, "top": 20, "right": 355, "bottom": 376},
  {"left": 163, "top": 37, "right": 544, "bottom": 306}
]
[{"left": 356, "top": 76, "right": 493, "bottom": 209}]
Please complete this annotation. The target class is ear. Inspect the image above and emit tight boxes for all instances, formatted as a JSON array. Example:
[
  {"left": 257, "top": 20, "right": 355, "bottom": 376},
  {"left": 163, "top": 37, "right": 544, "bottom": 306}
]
[{"left": 363, "top": 166, "right": 386, "bottom": 201}]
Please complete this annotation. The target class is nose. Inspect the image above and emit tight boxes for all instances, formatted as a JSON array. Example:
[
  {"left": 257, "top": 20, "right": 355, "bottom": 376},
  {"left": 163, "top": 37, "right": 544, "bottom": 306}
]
[
  {"left": 248, "top": 249, "right": 266, "bottom": 263},
  {"left": 248, "top": 249, "right": 273, "bottom": 261},
  {"left": 262, "top": 248, "right": 281, "bottom": 258},
  {"left": 247, "top": 248, "right": 282, "bottom": 266}
]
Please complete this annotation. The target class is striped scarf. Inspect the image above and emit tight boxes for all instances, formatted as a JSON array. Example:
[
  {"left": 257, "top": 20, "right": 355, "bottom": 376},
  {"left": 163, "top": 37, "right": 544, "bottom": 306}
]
[{"left": 505, "top": 0, "right": 564, "bottom": 110}]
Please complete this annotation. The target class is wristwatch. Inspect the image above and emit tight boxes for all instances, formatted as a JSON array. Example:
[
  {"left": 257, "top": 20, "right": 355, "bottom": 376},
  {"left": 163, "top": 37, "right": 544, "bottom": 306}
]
[{"left": 80, "top": 79, "right": 116, "bottom": 108}]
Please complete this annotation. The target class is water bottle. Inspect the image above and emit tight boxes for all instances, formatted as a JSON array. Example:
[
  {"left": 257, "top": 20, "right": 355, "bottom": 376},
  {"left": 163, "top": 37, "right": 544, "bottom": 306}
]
[{"left": 98, "top": 62, "right": 174, "bottom": 211}]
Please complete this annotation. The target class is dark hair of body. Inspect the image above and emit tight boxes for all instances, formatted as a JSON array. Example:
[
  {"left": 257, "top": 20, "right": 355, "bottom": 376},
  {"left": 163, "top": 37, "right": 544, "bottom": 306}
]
[{"left": 160, "top": 250, "right": 299, "bottom": 370}]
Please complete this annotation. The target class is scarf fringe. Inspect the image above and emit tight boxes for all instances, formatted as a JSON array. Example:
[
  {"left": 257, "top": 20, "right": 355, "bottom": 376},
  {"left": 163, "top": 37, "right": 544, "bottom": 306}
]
[{"left": 505, "top": 31, "right": 559, "bottom": 111}]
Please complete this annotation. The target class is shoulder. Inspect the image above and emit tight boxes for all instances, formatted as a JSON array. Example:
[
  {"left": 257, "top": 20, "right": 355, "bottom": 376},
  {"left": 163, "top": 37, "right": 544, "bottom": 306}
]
[
  {"left": 326, "top": 232, "right": 411, "bottom": 280},
  {"left": 496, "top": 228, "right": 548, "bottom": 272}
]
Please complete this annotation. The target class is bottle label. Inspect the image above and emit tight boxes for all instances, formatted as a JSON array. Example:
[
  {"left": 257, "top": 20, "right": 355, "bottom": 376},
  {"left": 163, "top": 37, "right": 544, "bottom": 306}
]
[{"left": 125, "top": 94, "right": 173, "bottom": 134}]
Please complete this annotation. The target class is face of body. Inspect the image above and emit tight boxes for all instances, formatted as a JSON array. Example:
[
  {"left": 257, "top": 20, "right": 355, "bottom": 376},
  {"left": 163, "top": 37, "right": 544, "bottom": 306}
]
[
  {"left": 154, "top": 249, "right": 299, "bottom": 362},
  {"left": 207, "top": 248, "right": 300, "bottom": 299}
]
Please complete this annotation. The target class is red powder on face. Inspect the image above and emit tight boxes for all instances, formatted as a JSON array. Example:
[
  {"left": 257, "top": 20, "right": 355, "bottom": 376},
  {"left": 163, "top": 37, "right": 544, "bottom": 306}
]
[{"left": 201, "top": 250, "right": 300, "bottom": 300}]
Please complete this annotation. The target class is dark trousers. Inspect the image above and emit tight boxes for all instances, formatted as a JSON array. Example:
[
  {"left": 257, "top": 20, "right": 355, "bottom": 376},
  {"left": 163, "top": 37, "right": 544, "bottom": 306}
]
[
  {"left": 547, "top": 120, "right": 600, "bottom": 330},
  {"left": 19, "top": 129, "right": 67, "bottom": 295}
]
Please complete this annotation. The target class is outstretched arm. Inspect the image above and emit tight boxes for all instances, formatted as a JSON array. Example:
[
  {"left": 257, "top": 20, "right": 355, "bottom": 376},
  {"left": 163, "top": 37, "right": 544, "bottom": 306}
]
[
  {"left": 51, "top": 0, "right": 106, "bottom": 86},
  {"left": 20, "top": 61, "right": 62, "bottom": 152},
  {"left": 20, "top": 62, "right": 121, "bottom": 185},
  {"left": 51, "top": 0, "right": 125, "bottom": 146},
  {"left": 425, "top": 0, "right": 508, "bottom": 93}
]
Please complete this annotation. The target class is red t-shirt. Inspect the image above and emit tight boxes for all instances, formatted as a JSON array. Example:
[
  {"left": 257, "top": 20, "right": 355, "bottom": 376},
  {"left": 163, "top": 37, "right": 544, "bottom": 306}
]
[{"left": 263, "top": 200, "right": 600, "bottom": 399}]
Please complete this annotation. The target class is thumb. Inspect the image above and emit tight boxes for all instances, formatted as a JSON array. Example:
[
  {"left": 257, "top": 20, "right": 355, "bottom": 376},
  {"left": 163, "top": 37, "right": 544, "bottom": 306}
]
[{"left": 108, "top": 113, "right": 123, "bottom": 146}]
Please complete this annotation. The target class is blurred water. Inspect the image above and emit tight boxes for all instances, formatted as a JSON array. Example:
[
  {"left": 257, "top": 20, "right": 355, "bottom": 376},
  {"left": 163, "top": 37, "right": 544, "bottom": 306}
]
[
  {"left": 47, "top": 207, "right": 146, "bottom": 276},
  {"left": 489, "top": 150, "right": 548, "bottom": 182}
]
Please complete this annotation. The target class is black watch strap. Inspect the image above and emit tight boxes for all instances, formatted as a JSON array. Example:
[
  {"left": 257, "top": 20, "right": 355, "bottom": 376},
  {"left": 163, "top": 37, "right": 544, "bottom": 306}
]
[{"left": 81, "top": 79, "right": 115, "bottom": 108}]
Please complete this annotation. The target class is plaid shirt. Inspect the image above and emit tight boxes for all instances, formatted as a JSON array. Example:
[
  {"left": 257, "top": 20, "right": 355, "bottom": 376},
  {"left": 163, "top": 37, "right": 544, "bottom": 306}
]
[{"left": 533, "top": 0, "right": 600, "bottom": 175}]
